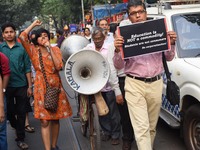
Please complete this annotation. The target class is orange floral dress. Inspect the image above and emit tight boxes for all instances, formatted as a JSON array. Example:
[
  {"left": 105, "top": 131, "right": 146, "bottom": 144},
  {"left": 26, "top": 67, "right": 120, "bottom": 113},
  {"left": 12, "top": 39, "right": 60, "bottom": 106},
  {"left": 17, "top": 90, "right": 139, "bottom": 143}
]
[{"left": 20, "top": 32, "right": 72, "bottom": 120}]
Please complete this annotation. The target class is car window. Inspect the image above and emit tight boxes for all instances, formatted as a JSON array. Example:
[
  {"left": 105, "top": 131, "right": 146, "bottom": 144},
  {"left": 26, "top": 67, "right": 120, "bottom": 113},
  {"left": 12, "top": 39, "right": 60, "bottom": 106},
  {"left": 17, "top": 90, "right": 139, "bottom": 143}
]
[{"left": 172, "top": 13, "right": 200, "bottom": 58}]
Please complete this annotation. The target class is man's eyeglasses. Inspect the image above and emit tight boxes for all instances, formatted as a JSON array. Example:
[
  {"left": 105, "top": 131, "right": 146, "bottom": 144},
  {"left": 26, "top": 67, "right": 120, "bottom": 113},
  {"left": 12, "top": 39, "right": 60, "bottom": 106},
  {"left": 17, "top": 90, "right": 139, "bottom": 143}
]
[{"left": 129, "top": 10, "right": 146, "bottom": 17}]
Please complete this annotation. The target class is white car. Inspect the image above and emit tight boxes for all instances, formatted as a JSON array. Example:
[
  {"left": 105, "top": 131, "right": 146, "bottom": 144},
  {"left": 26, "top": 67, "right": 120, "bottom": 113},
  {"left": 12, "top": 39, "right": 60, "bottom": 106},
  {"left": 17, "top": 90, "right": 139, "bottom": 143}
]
[{"left": 146, "top": 1, "right": 200, "bottom": 150}]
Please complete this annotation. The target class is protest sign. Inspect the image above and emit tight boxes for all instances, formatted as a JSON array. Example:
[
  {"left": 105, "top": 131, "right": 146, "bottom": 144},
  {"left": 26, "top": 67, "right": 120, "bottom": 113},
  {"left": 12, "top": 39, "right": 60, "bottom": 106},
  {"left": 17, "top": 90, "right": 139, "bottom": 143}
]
[{"left": 118, "top": 18, "right": 171, "bottom": 59}]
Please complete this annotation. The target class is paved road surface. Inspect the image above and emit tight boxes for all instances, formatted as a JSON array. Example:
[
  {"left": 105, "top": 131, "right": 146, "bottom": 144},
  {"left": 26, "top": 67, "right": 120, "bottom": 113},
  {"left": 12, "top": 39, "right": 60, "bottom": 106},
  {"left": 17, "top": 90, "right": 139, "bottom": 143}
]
[{"left": 7, "top": 70, "right": 186, "bottom": 150}]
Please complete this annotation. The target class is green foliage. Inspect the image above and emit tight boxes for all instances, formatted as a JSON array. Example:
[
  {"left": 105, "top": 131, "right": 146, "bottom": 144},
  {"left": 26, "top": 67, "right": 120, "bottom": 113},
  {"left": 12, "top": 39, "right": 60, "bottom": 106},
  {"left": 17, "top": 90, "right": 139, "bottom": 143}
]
[
  {"left": 0, "top": 0, "right": 42, "bottom": 30},
  {"left": 0, "top": 0, "right": 124, "bottom": 31}
]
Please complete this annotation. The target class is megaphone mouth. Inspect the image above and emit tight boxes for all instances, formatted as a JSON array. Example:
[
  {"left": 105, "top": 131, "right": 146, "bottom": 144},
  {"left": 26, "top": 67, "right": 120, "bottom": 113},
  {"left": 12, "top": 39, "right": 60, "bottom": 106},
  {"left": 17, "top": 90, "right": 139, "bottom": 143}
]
[
  {"left": 65, "top": 49, "right": 110, "bottom": 95},
  {"left": 80, "top": 67, "right": 91, "bottom": 79}
]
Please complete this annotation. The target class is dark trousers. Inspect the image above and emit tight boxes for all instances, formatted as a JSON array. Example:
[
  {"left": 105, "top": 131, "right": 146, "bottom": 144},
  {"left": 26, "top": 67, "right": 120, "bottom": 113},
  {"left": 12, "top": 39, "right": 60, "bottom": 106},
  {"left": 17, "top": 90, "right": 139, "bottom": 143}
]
[
  {"left": 6, "top": 86, "right": 28, "bottom": 141},
  {"left": 99, "top": 90, "right": 121, "bottom": 139},
  {"left": 118, "top": 77, "right": 134, "bottom": 142}
]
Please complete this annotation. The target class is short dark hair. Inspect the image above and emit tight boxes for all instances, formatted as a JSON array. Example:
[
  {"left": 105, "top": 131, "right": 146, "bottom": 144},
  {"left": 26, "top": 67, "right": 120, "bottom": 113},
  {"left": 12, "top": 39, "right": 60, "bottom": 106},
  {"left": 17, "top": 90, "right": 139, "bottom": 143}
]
[
  {"left": 97, "top": 19, "right": 108, "bottom": 26},
  {"left": 127, "top": 0, "right": 146, "bottom": 15},
  {"left": 84, "top": 27, "right": 90, "bottom": 32},
  {"left": 32, "top": 28, "right": 50, "bottom": 45},
  {"left": 1, "top": 22, "right": 16, "bottom": 32}
]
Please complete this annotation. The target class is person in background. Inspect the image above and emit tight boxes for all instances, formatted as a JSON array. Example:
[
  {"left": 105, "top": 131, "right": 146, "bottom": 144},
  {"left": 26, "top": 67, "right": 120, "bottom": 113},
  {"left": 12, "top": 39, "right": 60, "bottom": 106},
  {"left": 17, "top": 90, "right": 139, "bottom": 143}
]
[
  {"left": 63, "top": 25, "right": 69, "bottom": 38},
  {"left": 30, "top": 64, "right": 36, "bottom": 108},
  {"left": 56, "top": 29, "right": 65, "bottom": 48},
  {"left": 0, "top": 52, "right": 10, "bottom": 150},
  {"left": 84, "top": 27, "right": 91, "bottom": 42},
  {"left": 17, "top": 30, "right": 24, "bottom": 43},
  {"left": 19, "top": 30, "right": 36, "bottom": 134},
  {"left": 109, "top": 23, "right": 119, "bottom": 38},
  {"left": 19, "top": 20, "right": 72, "bottom": 150},
  {"left": 83, "top": 27, "right": 122, "bottom": 145},
  {"left": 28, "top": 30, "right": 37, "bottom": 109},
  {"left": 77, "top": 29, "right": 85, "bottom": 37},
  {"left": 77, "top": 29, "right": 81, "bottom": 35},
  {"left": 77, "top": 29, "right": 85, "bottom": 36},
  {"left": 98, "top": 19, "right": 128, "bottom": 146},
  {"left": 24, "top": 86, "right": 35, "bottom": 133},
  {"left": 113, "top": 1, "right": 177, "bottom": 150},
  {"left": 80, "top": 29, "right": 85, "bottom": 37},
  {"left": 69, "top": 24, "right": 78, "bottom": 35},
  {"left": 50, "top": 32, "right": 57, "bottom": 46},
  {"left": 71, "top": 31, "right": 77, "bottom": 35},
  {"left": 29, "top": 30, "right": 37, "bottom": 45},
  {"left": 1, "top": 22, "right": 32, "bottom": 150},
  {"left": 109, "top": 22, "right": 135, "bottom": 150},
  {"left": 85, "top": 23, "right": 92, "bottom": 32},
  {"left": 98, "top": 19, "right": 114, "bottom": 43}
]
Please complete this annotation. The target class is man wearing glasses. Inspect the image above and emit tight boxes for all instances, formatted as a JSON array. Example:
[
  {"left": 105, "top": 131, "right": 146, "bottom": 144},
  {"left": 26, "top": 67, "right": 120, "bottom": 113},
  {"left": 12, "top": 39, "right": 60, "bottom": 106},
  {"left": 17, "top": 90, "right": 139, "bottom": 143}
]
[{"left": 113, "top": 0, "right": 177, "bottom": 150}]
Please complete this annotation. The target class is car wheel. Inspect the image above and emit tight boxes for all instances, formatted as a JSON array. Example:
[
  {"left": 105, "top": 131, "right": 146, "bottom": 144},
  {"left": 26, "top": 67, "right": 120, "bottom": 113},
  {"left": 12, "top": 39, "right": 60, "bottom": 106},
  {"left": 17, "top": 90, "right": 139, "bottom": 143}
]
[{"left": 183, "top": 104, "right": 200, "bottom": 150}]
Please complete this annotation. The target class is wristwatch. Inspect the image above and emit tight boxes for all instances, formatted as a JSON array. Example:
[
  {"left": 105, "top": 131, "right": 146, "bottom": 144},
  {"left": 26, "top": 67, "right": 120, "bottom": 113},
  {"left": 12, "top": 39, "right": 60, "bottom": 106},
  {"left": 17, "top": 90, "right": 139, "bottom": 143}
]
[{"left": 3, "top": 88, "right": 6, "bottom": 93}]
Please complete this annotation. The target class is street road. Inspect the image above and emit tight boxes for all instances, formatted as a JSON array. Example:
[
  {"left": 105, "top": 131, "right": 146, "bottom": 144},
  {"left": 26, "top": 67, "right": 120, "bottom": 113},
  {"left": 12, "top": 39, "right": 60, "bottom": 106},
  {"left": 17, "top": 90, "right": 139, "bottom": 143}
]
[{"left": 7, "top": 70, "right": 186, "bottom": 150}]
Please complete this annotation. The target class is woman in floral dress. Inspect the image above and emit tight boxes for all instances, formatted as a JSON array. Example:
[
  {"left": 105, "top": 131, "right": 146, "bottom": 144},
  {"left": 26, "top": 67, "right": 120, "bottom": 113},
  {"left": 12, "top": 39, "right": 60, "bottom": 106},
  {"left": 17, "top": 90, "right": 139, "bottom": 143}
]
[{"left": 19, "top": 20, "right": 72, "bottom": 150}]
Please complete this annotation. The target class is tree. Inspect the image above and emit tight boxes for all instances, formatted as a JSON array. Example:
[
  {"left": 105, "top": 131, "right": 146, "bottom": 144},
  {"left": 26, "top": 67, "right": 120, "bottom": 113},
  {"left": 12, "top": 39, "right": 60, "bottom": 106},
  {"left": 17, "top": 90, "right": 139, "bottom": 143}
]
[
  {"left": 0, "top": 0, "right": 124, "bottom": 32},
  {"left": 0, "top": 0, "right": 42, "bottom": 30}
]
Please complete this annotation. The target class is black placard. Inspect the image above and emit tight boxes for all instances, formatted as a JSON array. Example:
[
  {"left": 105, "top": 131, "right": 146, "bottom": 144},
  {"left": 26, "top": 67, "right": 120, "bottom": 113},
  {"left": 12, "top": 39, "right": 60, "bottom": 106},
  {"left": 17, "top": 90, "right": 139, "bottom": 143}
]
[{"left": 118, "top": 18, "right": 170, "bottom": 59}]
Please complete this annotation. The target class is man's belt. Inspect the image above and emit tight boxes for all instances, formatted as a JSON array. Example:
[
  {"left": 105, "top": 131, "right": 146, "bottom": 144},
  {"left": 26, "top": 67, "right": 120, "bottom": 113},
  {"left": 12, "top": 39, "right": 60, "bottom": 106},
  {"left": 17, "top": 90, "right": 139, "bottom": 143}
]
[{"left": 127, "top": 74, "right": 161, "bottom": 83}]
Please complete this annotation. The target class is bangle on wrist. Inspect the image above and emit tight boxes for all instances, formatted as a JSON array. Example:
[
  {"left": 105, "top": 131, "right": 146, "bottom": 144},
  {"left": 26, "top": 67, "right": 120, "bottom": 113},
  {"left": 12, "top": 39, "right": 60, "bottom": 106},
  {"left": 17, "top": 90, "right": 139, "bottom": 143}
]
[{"left": 28, "top": 86, "right": 32, "bottom": 88}]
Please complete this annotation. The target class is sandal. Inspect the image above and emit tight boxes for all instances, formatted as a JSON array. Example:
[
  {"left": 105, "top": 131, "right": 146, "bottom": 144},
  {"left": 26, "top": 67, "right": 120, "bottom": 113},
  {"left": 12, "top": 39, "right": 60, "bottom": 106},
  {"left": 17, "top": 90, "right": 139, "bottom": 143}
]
[
  {"left": 51, "top": 145, "right": 61, "bottom": 150},
  {"left": 25, "top": 125, "right": 35, "bottom": 133},
  {"left": 17, "top": 141, "right": 29, "bottom": 150}
]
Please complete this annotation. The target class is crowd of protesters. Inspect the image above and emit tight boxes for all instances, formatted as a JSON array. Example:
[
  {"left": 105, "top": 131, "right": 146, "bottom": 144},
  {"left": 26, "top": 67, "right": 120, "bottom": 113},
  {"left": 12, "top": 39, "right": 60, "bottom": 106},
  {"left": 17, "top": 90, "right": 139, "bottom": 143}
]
[{"left": 0, "top": 0, "right": 177, "bottom": 150}]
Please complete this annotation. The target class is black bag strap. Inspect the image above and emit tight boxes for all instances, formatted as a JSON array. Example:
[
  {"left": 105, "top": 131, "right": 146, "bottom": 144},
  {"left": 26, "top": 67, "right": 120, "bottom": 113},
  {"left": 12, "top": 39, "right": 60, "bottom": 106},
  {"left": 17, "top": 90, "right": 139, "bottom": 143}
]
[
  {"left": 38, "top": 47, "right": 61, "bottom": 88},
  {"left": 162, "top": 52, "right": 171, "bottom": 82}
]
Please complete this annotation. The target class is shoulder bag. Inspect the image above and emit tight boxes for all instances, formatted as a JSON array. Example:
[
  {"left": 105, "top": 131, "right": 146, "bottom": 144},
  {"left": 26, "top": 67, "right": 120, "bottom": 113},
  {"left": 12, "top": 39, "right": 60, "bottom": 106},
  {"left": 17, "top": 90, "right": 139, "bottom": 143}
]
[
  {"left": 162, "top": 52, "right": 180, "bottom": 105},
  {"left": 38, "top": 48, "right": 61, "bottom": 112}
]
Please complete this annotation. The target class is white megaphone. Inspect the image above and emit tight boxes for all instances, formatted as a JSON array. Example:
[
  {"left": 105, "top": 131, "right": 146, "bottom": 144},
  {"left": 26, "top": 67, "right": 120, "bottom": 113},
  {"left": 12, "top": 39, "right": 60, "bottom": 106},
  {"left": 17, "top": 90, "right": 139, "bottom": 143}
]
[
  {"left": 64, "top": 49, "right": 110, "bottom": 95},
  {"left": 60, "top": 35, "right": 90, "bottom": 64},
  {"left": 64, "top": 49, "right": 110, "bottom": 116}
]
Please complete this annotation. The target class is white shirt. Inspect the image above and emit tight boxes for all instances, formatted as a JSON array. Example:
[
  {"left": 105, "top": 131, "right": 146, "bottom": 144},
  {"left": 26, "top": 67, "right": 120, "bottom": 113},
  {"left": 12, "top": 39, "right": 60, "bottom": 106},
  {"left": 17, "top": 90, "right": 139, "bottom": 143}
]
[
  {"left": 105, "top": 32, "right": 114, "bottom": 43},
  {"left": 107, "top": 43, "right": 126, "bottom": 77},
  {"left": 83, "top": 42, "right": 121, "bottom": 96}
]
